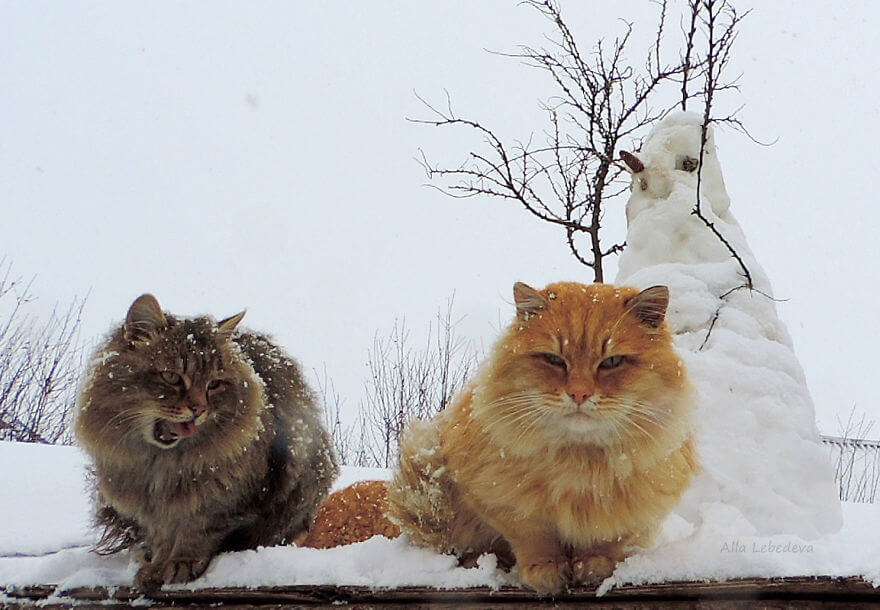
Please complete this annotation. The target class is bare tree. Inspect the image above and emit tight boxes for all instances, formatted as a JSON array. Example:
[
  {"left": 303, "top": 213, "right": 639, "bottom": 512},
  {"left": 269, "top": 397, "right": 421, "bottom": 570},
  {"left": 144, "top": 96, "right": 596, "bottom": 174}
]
[
  {"left": 314, "top": 364, "right": 356, "bottom": 466},
  {"left": 0, "top": 260, "right": 87, "bottom": 445},
  {"left": 822, "top": 407, "right": 880, "bottom": 503},
  {"left": 356, "top": 297, "right": 477, "bottom": 468},
  {"left": 417, "top": 1, "right": 713, "bottom": 282}
]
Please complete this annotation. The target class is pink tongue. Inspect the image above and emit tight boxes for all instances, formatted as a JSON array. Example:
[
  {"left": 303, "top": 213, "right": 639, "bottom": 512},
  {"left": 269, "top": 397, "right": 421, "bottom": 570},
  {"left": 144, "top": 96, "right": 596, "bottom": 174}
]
[{"left": 172, "top": 421, "right": 198, "bottom": 437}]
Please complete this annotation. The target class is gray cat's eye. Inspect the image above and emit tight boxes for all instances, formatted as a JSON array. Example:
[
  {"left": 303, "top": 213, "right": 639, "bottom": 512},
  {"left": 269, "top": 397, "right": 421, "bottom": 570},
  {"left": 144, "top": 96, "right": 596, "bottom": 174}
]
[
  {"left": 159, "top": 371, "right": 182, "bottom": 385},
  {"left": 599, "top": 355, "right": 624, "bottom": 370},
  {"left": 206, "top": 379, "right": 224, "bottom": 392}
]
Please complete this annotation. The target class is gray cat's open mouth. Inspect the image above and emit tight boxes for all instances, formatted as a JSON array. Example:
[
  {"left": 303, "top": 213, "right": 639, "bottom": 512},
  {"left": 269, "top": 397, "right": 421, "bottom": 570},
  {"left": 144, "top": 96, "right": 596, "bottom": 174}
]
[{"left": 152, "top": 419, "right": 198, "bottom": 447}]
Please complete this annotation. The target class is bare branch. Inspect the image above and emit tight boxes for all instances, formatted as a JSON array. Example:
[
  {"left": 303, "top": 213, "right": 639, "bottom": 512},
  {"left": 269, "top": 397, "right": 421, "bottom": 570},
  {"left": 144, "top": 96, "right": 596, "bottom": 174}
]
[
  {"left": 343, "top": 297, "right": 477, "bottom": 467},
  {"left": 417, "top": 1, "right": 693, "bottom": 281},
  {"left": 0, "top": 259, "right": 87, "bottom": 445},
  {"left": 690, "top": 0, "right": 753, "bottom": 290}
]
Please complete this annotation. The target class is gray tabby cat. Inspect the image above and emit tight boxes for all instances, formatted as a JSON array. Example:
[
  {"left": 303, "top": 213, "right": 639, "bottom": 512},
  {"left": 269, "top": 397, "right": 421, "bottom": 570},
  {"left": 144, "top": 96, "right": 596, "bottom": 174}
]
[{"left": 76, "top": 294, "right": 337, "bottom": 590}]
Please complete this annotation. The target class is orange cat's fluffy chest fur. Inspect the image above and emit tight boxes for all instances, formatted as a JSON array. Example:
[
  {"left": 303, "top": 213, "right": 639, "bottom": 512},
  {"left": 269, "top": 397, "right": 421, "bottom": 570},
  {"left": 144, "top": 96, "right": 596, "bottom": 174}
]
[{"left": 443, "top": 389, "right": 695, "bottom": 549}]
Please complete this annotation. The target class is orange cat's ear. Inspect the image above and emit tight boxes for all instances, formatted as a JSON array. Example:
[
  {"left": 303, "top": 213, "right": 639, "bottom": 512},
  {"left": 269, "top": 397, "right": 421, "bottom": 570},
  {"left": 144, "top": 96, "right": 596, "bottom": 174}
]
[
  {"left": 626, "top": 286, "right": 669, "bottom": 329},
  {"left": 124, "top": 294, "right": 167, "bottom": 345},
  {"left": 513, "top": 282, "right": 549, "bottom": 318},
  {"left": 217, "top": 311, "right": 246, "bottom": 337}
]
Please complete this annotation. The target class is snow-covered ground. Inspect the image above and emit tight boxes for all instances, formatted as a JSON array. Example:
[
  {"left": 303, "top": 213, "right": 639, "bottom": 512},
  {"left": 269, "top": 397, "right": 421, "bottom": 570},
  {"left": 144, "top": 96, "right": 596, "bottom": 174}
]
[{"left": 0, "top": 440, "right": 878, "bottom": 595}]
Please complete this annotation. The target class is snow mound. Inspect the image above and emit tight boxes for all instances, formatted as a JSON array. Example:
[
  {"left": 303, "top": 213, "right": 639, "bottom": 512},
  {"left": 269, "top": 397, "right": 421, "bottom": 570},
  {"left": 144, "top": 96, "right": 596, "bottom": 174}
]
[
  {"left": 0, "top": 442, "right": 92, "bottom": 557},
  {"left": 616, "top": 112, "right": 842, "bottom": 545}
]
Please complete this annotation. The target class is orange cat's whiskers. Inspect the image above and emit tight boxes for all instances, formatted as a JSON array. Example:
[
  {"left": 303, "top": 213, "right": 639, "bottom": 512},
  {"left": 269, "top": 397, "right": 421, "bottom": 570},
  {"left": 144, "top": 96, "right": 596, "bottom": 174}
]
[
  {"left": 512, "top": 411, "right": 553, "bottom": 445},
  {"left": 620, "top": 416, "right": 661, "bottom": 446},
  {"left": 603, "top": 417, "right": 628, "bottom": 447},
  {"left": 489, "top": 392, "right": 554, "bottom": 413},
  {"left": 486, "top": 405, "right": 550, "bottom": 439},
  {"left": 604, "top": 396, "right": 666, "bottom": 420},
  {"left": 604, "top": 400, "right": 668, "bottom": 439},
  {"left": 483, "top": 392, "right": 548, "bottom": 416}
]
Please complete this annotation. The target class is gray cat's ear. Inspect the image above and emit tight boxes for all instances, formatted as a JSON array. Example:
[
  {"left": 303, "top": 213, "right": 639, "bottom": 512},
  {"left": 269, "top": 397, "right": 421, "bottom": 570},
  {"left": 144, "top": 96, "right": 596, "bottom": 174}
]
[
  {"left": 217, "top": 311, "right": 246, "bottom": 337},
  {"left": 124, "top": 294, "right": 167, "bottom": 344},
  {"left": 513, "top": 282, "right": 549, "bottom": 318},
  {"left": 627, "top": 285, "right": 669, "bottom": 328}
]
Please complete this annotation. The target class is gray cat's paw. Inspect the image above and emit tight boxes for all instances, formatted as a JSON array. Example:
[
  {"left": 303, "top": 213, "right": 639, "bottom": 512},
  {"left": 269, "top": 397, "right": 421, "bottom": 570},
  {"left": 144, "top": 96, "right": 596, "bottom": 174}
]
[
  {"left": 135, "top": 557, "right": 210, "bottom": 592},
  {"left": 160, "top": 557, "right": 210, "bottom": 584}
]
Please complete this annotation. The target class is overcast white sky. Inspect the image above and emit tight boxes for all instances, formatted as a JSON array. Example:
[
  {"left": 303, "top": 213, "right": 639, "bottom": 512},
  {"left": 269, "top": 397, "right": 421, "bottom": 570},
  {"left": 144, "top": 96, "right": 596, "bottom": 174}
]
[{"left": 2, "top": 1, "right": 877, "bottom": 435}]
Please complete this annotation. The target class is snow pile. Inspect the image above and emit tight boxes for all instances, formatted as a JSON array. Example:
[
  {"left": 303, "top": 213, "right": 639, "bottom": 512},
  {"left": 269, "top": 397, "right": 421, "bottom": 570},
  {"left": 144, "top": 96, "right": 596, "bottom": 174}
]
[
  {"left": 0, "top": 442, "right": 92, "bottom": 556},
  {"left": 608, "top": 112, "right": 844, "bottom": 588}
]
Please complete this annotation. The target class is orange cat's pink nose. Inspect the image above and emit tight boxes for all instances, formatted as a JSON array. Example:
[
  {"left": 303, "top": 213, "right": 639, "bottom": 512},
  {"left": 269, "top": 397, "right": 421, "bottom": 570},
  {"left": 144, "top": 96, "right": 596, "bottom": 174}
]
[{"left": 569, "top": 390, "right": 593, "bottom": 405}]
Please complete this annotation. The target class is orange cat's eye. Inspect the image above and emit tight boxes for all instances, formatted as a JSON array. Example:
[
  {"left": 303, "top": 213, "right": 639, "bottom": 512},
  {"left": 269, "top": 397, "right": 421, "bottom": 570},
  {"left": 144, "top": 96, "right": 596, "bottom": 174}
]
[
  {"left": 599, "top": 355, "right": 624, "bottom": 370},
  {"left": 541, "top": 353, "right": 567, "bottom": 369},
  {"left": 159, "top": 371, "right": 182, "bottom": 385}
]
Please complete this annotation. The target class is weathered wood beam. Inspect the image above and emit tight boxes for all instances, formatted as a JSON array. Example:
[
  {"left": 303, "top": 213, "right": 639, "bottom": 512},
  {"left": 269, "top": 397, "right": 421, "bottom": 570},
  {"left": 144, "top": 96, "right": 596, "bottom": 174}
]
[{"left": 2, "top": 577, "right": 877, "bottom": 607}]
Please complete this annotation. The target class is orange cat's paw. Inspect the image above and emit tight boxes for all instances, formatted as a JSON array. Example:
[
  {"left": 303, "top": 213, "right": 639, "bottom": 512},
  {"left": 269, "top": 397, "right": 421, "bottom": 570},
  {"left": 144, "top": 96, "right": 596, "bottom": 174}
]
[
  {"left": 519, "top": 558, "right": 569, "bottom": 594},
  {"left": 570, "top": 554, "right": 616, "bottom": 586}
]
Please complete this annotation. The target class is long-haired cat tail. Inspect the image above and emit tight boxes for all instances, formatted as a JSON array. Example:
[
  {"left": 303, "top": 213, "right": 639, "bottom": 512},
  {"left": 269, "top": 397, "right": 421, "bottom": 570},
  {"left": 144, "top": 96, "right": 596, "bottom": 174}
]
[
  {"left": 76, "top": 294, "right": 338, "bottom": 592},
  {"left": 387, "top": 281, "right": 698, "bottom": 594},
  {"left": 301, "top": 480, "right": 401, "bottom": 549}
]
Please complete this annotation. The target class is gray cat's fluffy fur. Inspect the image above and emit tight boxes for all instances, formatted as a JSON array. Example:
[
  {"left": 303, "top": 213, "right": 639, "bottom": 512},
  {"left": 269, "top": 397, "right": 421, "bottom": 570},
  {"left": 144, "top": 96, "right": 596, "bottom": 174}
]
[{"left": 76, "top": 294, "right": 337, "bottom": 590}]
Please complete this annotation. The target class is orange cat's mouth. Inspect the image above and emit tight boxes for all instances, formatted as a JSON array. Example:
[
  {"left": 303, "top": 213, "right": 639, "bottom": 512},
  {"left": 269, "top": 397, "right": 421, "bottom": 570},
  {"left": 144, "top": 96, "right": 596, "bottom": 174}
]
[
  {"left": 152, "top": 419, "right": 198, "bottom": 447},
  {"left": 568, "top": 411, "right": 594, "bottom": 419},
  {"left": 558, "top": 406, "right": 612, "bottom": 439}
]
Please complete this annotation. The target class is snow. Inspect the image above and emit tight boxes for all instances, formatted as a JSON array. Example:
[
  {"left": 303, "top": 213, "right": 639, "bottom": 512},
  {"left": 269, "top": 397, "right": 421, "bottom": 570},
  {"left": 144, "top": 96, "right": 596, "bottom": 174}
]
[
  {"left": 0, "top": 442, "right": 92, "bottom": 556},
  {"left": 0, "top": 438, "right": 876, "bottom": 595}
]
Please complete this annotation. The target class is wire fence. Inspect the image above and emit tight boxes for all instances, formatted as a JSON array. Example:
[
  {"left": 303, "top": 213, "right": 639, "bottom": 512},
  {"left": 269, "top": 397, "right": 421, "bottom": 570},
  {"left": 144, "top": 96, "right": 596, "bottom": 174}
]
[{"left": 822, "top": 434, "right": 880, "bottom": 503}]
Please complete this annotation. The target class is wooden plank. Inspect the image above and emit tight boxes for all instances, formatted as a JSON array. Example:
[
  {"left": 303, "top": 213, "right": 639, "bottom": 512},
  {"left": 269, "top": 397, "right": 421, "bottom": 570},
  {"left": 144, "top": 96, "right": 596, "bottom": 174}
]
[{"left": 2, "top": 577, "right": 879, "bottom": 607}]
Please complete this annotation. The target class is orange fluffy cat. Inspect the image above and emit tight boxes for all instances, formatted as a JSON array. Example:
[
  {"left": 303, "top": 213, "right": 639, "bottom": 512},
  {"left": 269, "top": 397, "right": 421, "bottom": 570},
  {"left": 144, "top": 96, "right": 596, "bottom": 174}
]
[{"left": 387, "top": 281, "right": 698, "bottom": 593}]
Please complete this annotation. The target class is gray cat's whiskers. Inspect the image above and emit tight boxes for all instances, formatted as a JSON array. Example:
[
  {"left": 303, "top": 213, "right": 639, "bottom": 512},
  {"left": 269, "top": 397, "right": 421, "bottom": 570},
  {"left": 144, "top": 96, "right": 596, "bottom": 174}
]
[{"left": 98, "top": 409, "right": 154, "bottom": 451}]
